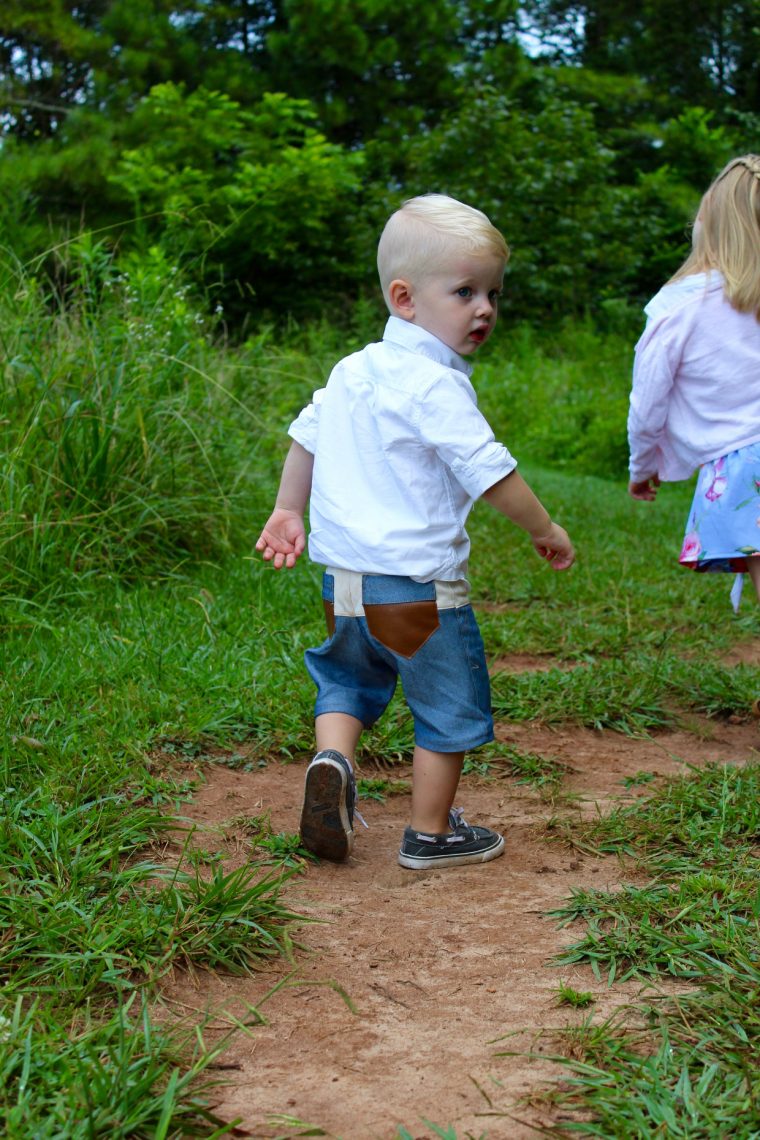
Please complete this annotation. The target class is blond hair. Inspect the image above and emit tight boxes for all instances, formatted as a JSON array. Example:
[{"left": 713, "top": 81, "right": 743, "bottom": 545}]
[
  {"left": 377, "top": 194, "right": 509, "bottom": 309},
  {"left": 673, "top": 154, "right": 760, "bottom": 317}
]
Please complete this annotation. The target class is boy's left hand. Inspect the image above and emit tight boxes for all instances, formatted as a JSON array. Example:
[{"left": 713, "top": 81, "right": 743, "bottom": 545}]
[
  {"left": 531, "top": 523, "right": 575, "bottom": 570},
  {"left": 256, "top": 508, "right": 306, "bottom": 569}
]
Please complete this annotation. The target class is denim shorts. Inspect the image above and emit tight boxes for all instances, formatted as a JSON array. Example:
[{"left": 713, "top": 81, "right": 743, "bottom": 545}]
[{"left": 303, "top": 569, "right": 494, "bottom": 753}]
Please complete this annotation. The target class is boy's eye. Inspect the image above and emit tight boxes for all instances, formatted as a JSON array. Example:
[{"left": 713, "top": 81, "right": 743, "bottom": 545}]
[
  {"left": 488, "top": 289, "right": 501, "bottom": 303},
  {"left": 457, "top": 287, "right": 473, "bottom": 298}
]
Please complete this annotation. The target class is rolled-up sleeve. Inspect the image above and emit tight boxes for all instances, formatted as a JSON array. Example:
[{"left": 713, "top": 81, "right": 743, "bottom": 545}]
[
  {"left": 288, "top": 388, "right": 325, "bottom": 454},
  {"left": 416, "top": 372, "right": 517, "bottom": 499},
  {"left": 628, "top": 320, "right": 679, "bottom": 482}
]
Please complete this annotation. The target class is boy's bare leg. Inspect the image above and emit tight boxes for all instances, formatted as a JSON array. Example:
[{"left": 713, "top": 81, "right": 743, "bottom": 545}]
[
  {"left": 746, "top": 557, "right": 760, "bottom": 604},
  {"left": 315, "top": 712, "right": 363, "bottom": 762},
  {"left": 410, "top": 746, "right": 465, "bottom": 833}
]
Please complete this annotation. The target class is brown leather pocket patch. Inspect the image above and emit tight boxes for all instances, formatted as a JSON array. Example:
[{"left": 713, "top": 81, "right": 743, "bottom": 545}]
[
  {"left": 364, "top": 600, "right": 440, "bottom": 659},
  {"left": 323, "top": 599, "right": 335, "bottom": 637}
]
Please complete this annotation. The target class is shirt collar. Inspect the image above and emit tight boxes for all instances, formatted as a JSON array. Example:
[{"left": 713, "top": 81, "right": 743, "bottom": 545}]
[
  {"left": 644, "top": 270, "right": 725, "bottom": 321},
  {"left": 382, "top": 315, "right": 474, "bottom": 377}
]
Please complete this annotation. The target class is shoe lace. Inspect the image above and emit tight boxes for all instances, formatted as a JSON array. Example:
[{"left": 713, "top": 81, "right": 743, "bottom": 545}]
[
  {"left": 348, "top": 770, "right": 368, "bottom": 830},
  {"left": 448, "top": 806, "right": 467, "bottom": 830}
]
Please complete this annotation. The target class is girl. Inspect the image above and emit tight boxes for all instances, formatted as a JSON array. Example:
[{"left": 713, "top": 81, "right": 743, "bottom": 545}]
[{"left": 628, "top": 154, "right": 760, "bottom": 609}]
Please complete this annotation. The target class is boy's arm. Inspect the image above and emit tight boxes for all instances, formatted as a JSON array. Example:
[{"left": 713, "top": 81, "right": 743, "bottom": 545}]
[
  {"left": 256, "top": 441, "right": 314, "bottom": 570},
  {"left": 481, "top": 470, "right": 575, "bottom": 570}
]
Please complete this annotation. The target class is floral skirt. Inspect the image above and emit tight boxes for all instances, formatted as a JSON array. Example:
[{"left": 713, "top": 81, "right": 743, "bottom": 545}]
[{"left": 680, "top": 441, "right": 760, "bottom": 573}]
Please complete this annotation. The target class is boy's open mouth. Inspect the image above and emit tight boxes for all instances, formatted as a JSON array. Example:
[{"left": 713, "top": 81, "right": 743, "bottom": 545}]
[{"left": 470, "top": 327, "right": 488, "bottom": 343}]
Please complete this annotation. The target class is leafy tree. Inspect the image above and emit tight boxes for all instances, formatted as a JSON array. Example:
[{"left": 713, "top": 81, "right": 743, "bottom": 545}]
[
  {"left": 0, "top": 0, "right": 111, "bottom": 139},
  {"left": 381, "top": 75, "right": 622, "bottom": 318},
  {"left": 0, "top": 0, "right": 525, "bottom": 145},
  {"left": 373, "top": 69, "right": 745, "bottom": 319},
  {"left": 107, "top": 84, "right": 365, "bottom": 321},
  {"left": 521, "top": 0, "right": 760, "bottom": 114},
  {"left": 1, "top": 1, "right": 757, "bottom": 327},
  {"left": 261, "top": 0, "right": 524, "bottom": 145}
]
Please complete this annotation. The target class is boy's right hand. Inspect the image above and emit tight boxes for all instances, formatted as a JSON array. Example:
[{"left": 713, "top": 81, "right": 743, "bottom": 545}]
[
  {"left": 531, "top": 523, "right": 575, "bottom": 571},
  {"left": 255, "top": 508, "right": 306, "bottom": 570}
]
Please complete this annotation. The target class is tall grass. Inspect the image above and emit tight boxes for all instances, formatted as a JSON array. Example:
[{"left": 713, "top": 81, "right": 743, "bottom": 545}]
[
  {"left": 478, "top": 319, "right": 633, "bottom": 481},
  {"left": 1, "top": 238, "right": 284, "bottom": 600}
]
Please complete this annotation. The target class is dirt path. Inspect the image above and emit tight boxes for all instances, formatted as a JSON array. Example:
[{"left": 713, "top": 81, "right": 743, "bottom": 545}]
[{"left": 158, "top": 659, "right": 760, "bottom": 1140}]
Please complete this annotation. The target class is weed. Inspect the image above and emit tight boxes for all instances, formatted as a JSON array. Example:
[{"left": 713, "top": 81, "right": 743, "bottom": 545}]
[
  {"left": 256, "top": 831, "right": 316, "bottom": 868},
  {"left": 0, "top": 992, "right": 237, "bottom": 1138},
  {"left": 396, "top": 1124, "right": 488, "bottom": 1140},
  {"left": 264, "top": 1115, "right": 332, "bottom": 1137},
  {"left": 556, "top": 982, "right": 595, "bottom": 1008},
  {"left": 538, "top": 989, "right": 760, "bottom": 1137},
  {"left": 620, "top": 770, "right": 658, "bottom": 788},
  {"left": 159, "top": 861, "right": 305, "bottom": 974},
  {"left": 356, "top": 776, "right": 411, "bottom": 802}
]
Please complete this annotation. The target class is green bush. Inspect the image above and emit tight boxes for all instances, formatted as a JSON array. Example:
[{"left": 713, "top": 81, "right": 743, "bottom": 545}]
[
  {"left": 0, "top": 240, "right": 264, "bottom": 597},
  {"left": 108, "top": 84, "right": 365, "bottom": 324}
]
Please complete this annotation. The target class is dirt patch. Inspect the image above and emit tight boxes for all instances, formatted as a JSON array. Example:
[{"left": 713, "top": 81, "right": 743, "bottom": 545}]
[{"left": 157, "top": 665, "right": 760, "bottom": 1140}]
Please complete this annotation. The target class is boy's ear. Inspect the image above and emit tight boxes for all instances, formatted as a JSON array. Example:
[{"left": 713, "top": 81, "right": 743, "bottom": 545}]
[{"left": 388, "top": 278, "right": 415, "bottom": 318}]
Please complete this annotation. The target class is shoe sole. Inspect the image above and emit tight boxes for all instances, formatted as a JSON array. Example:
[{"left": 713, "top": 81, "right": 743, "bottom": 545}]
[
  {"left": 398, "top": 834, "right": 505, "bottom": 870},
  {"left": 300, "top": 758, "right": 354, "bottom": 861}
]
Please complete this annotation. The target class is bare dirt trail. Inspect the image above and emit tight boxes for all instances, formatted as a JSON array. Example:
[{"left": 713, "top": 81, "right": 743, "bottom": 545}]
[{"left": 158, "top": 654, "right": 760, "bottom": 1140}]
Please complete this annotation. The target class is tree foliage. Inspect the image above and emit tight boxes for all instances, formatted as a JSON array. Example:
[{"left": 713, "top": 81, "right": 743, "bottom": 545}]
[
  {"left": 0, "top": 1, "right": 758, "bottom": 327},
  {"left": 108, "top": 85, "right": 365, "bottom": 320},
  {"left": 521, "top": 0, "right": 760, "bottom": 112}
]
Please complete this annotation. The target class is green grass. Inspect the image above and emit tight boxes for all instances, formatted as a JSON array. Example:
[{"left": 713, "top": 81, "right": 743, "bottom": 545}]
[
  {"left": 532, "top": 761, "right": 760, "bottom": 1132},
  {"left": 532, "top": 971, "right": 760, "bottom": 1137},
  {"left": 1, "top": 243, "right": 759, "bottom": 1133},
  {"left": 396, "top": 1124, "right": 488, "bottom": 1140},
  {"left": 556, "top": 983, "right": 596, "bottom": 1009},
  {"left": 463, "top": 741, "right": 569, "bottom": 793},
  {"left": 0, "top": 993, "right": 237, "bottom": 1139},
  {"left": 356, "top": 776, "right": 412, "bottom": 801}
]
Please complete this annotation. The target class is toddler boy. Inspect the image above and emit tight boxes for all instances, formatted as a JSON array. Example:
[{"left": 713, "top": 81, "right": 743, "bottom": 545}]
[{"left": 256, "top": 194, "right": 574, "bottom": 869}]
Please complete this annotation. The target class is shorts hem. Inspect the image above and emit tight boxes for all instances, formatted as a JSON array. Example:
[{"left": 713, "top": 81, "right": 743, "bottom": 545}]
[
  {"left": 681, "top": 556, "right": 752, "bottom": 574},
  {"left": 313, "top": 700, "right": 381, "bottom": 729},
  {"left": 413, "top": 729, "right": 494, "bottom": 753}
]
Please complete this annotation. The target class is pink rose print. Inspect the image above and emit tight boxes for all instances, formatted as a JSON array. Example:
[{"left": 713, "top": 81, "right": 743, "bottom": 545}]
[
  {"left": 705, "top": 456, "right": 727, "bottom": 502},
  {"left": 681, "top": 531, "right": 701, "bottom": 561}
]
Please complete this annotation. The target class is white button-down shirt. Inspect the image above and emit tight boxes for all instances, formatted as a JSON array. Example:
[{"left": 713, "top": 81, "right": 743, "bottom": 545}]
[
  {"left": 288, "top": 316, "right": 517, "bottom": 581},
  {"left": 628, "top": 272, "right": 760, "bottom": 481}
]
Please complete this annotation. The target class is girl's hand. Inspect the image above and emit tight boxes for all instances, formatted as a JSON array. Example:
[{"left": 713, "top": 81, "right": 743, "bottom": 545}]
[{"left": 629, "top": 476, "right": 660, "bottom": 501}]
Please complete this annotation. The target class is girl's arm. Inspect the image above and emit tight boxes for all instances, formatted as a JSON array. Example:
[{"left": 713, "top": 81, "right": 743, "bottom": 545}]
[
  {"left": 256, "top": 441, "right": 314, "bottom": 569},
  {"left": 627, "top": 320, "right": 676, "bottom": 491}
]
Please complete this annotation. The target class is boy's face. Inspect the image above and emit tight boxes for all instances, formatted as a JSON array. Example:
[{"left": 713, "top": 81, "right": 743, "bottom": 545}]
[{"left": 400, "top": 253, "right": 505, "bottom": 357}]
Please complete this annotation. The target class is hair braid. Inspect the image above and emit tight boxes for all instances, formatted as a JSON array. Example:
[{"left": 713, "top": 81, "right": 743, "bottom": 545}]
[{"left": 736, "top": 156, "right": 760, "bottom": 180}]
